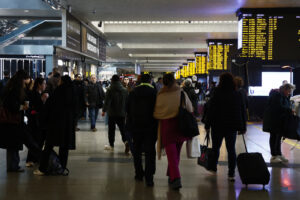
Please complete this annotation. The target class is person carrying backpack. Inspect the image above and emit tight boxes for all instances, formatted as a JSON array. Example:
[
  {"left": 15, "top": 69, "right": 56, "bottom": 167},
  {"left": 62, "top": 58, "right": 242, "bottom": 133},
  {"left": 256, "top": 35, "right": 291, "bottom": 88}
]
[{"left": 102, "top": 75, "right": 129, "bottom": 154}]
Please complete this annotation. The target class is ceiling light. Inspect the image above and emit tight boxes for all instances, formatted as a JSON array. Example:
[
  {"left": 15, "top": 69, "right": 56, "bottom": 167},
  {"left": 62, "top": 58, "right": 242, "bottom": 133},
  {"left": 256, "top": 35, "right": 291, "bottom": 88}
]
[{"left": 24, "top": 10, "right": 29, "bottom": 13}]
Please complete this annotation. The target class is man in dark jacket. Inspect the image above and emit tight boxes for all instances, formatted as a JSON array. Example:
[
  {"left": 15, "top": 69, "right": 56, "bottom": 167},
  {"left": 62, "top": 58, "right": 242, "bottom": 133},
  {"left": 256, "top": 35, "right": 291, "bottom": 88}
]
[
  {"left": 127, "top": 74, "right": 157, "bottom": 187},
  {"left": 0, "top": 71, "right": 10, "bottom": 100},
  {"left": 85, "top": 75, "right": 105, "bottom": 132},
  {"left": 102, "top": 75, "right": 128, "bottom": 153}
]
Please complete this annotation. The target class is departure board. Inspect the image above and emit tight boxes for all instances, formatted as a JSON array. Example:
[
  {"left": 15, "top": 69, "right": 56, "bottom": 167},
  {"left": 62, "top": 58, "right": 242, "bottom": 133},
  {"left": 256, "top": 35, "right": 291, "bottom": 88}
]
[
  {"left": 195, "top": 53, "right": 207, "bottom": 74},
  {"left": 237, "top": 8, "right": 300, "bottom": 62},
  {"left": 207, "top": 40, "right": 237, "bottom": 71},
  {"left": 183, "top": 63, "right": 188, "bottom": 78},
  {"left": 187, "top": 59, "right": 195, "bottom": 76}
]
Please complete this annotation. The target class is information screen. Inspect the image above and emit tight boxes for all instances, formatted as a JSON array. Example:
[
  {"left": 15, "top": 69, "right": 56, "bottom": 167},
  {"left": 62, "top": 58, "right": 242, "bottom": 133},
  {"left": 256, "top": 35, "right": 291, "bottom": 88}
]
[
  {"left": 238, "top": 8, "right": 300, "bottom": 62},
  {"left": 195, "top": 53, "right": 207, "bottom": 74},
  {"left": 207, "top": 40, "right": 237, "bottom": 71},
  {"left": 248, "top": 72, "right": 291, "bottom": 96}
]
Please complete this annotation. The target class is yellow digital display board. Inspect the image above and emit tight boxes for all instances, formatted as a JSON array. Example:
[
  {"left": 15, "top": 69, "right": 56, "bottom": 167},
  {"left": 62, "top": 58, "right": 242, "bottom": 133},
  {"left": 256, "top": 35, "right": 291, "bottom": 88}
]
[
  {"left": 195, "top": 53, "right": 208, "bottom": 74},
  {"left": 207, "top": 40, "right": 237, "bottom": 71}
]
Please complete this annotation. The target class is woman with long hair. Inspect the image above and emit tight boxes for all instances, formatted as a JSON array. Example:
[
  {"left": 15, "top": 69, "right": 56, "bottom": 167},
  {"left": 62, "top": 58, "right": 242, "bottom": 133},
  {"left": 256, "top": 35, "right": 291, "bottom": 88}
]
[
  {"left": 34, "top": 75, "right": 77, "bottom": 175},
  {"left": 26, "top": 77, "right": 48, "bottom": 167},
  {"left": 0, "top": 70, "right": 30, "bottom": 172},
  {"left": 204, "top": 72, "right": 246, "bottom": 181},
  {"left": 154, "top": 74, "right": 193, "bottom": 190}
]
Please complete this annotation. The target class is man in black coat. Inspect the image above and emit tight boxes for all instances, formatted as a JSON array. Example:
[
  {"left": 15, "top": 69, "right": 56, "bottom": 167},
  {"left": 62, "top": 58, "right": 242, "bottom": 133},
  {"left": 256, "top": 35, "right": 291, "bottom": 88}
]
[
  {"left": 85, "top": 75, "right": 105, "bottom": 132},
  {"left": 127, "top": 74, "right": 157, "bottom": 187}
]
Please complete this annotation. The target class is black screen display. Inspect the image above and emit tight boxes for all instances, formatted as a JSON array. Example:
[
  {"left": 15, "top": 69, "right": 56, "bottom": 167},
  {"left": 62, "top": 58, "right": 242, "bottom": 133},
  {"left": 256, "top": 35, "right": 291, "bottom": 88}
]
[{"left": 238, "top": 9, "right": 300, "bottom": 62}]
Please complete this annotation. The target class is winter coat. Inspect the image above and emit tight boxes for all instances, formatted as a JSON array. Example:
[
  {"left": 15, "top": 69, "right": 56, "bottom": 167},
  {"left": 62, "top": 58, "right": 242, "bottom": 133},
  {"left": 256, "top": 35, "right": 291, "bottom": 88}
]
[
  {"left": 263, "top": 90, "right": 292, "bottom": 133},
  {"left": 127, "top": 83, "right": 157, "bottom": 133},
  {"left": 85, "top": 82, "right": 105, "bottom": 108},
  {"left": 103, "top": 81, "right": 128, "bottom": 117},
  {"left": 44, "top": 83, "right": 77, "bottom": 150},
  {"left": 73, "top": 80, "right": 86, "bottom": 117},
  {"left": 183, "top": 86, "right": 199, "bottom": 114},
  {"left": 205, "top": 87, "right": 246, "bottom": 132},
  {"left": 0, "top": 88, "right": 24, "bottom": 150}
]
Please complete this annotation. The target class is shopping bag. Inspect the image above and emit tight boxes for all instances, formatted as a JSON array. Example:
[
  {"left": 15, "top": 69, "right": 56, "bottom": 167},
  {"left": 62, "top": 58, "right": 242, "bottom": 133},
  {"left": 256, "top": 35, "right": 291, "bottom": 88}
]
[{"left": 186, "top": 136, "right": 201, "bottom": 158}]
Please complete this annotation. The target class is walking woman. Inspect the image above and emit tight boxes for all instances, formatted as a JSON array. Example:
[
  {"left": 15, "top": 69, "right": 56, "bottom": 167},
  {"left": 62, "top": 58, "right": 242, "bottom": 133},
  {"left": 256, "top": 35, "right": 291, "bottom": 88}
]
[
  {"left": 34, "top": 75, "right": 77, "bottom": 175},
  {"left": 204, "top": 73, "right": 246, "bottom": 181},
  {"left": 26, "top": 77, "right": 48, "bottom": 167},
  {"left": 154, "top": 74, "right": 193, "bottom": 190},
  {"left": 0, "top": 70, "right": 31, "bottom": 172}
]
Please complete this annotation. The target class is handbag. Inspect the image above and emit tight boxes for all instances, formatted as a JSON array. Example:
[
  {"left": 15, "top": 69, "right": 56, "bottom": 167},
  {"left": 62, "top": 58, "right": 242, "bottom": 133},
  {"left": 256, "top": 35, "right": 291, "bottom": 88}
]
[
  {"left": 0, "top": 106, "right": 21, "bottom": 124},
  {"left": 283, "top": 114, "right": 300, "bottom": 140},
  {"left": 197, "top": 130, "right": 215, "bottom": 170},
  {"left": 186, "top": 136, "right": 201, "bottom": 158},
  {"left": 178, "top": 91, "right": 200, "bottom": 137}
]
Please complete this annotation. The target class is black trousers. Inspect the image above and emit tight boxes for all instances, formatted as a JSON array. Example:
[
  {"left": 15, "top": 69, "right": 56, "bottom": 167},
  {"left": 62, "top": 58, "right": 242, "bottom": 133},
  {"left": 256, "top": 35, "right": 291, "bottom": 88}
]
[
  {"left": 132, "top": 132, "right": 156, "bottom": 181},
  {"left": 269, "top": 132, "right": 282, "bottom": 156},
  {"left": 6, "top": 149, "right": 20, "bottom": 171},
  {"left": 39, "top": 144, "right": 69, "bottom": 172},
  {"left": 108, "top": 116, "right": 127, "bottom": 147}
]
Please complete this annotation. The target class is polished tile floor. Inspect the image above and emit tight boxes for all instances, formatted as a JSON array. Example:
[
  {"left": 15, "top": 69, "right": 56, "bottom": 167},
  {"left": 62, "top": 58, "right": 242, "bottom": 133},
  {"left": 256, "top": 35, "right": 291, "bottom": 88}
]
[{"left": 1, "top": 121, "right": 300, "bottom": 200}]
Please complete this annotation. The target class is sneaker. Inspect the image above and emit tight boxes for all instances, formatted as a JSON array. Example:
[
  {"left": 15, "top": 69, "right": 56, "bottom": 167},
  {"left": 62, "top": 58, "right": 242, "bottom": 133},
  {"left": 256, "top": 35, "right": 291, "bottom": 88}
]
[
  {"left": 125, "top": 142, "right": 130, "bottom": 154},
  {"left": 104, "top": 145, "right": 114, "bottom": 152},
  {"left": 270, "top": 156, "right": 282, "bottom": 163},
  {"left": 33, "top": 169, "right": 45, "bottom": 176},
  {"left": 228, "top": 176, "right": 235, "bottom": 182},
  {"left": 26, "top": 162, "right": 35, "bottom": 168},
  {"left": 278, "top": 155, "right": 289, "bottom": 163},
  {"left": 91, "top": 128, "right": 97, "bottom": 132}
]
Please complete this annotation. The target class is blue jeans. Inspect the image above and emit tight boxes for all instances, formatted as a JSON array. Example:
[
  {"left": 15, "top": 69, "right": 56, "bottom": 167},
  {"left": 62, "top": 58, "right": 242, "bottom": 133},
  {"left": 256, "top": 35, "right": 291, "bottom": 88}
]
[
  {"left": 88, "top": 107, "right": 99, "bottom": 129},
  {"left": 211, "top": 129, "right": 237, "bottom": 177}
]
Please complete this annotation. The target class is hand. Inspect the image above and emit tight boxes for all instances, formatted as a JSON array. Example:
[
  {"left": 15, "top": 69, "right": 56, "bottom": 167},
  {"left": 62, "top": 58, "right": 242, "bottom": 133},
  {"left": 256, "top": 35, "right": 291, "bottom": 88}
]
[
  {"left": 102, "top": 112, "right": 105, "bottom": 117},
  {"left": 23, "top": 104, "right": 29, "bottom": 111}
]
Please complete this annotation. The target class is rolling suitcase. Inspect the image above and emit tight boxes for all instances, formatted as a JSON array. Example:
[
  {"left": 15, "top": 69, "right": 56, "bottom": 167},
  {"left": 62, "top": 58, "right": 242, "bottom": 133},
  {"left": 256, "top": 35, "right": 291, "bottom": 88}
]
[{"left": 237, "top": 134, "right": 270, "bottom": 188}]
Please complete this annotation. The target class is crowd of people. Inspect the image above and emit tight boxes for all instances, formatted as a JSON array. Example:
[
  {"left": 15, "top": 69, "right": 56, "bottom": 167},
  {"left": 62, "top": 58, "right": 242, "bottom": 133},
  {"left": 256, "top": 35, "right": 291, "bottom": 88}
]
[{"left": 0, "top": 68, "right": 295, "bottom": 191}]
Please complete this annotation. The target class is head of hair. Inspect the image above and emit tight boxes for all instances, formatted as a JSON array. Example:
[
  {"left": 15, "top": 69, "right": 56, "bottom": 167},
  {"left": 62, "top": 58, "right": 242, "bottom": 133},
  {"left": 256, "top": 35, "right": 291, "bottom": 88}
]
[
  {"left": 140, "top": 74, "right": 151, "bottom": 83},
  {"left": 280, "top": 83, "right": 295, "bottom": 92},
  {"left": 163, "top": 73, "right": 175, "bottom": 87},
  {"left": 61, "top": 75, "right": 72, "bottom": 86},
  {"left": 33, "top": 77, "right": 45, "bottom": 91},
  {"left": 53, "top": 73, "right": 61, "bottom": 78},
  {"left": 184, "top": 78, "right": 192, "bottom": 87},
  {"left": 4, "top": 71, "right": 9, "bottom": 77},
  {"left": 158, "top": 77, "right": 162, "bottom": 81},
  {"left": 111, "top": 75, "right": 120, "bottom": 83},
  {"left": 4, "top": 69, "right": 29, "bottom": 101},
  {"left": 48, "top": 72, "right": 52, "bottom": 76},
  {"left": 75, "top": 74, "right": 80, "bottom": 78},
  {"left": 218, "top": 72, "right": 236, "bottom": 91},
  {"left": 52, "top": 67, "right": 59, "bottom": 74},
  {"left": 235, "top": 76, "right": 244, "bottom": 88}
]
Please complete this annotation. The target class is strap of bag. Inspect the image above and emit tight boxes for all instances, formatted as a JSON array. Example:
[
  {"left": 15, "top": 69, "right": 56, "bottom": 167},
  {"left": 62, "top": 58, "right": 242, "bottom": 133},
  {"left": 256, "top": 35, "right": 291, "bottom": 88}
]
[
  {"left": 242, "top": 134, "right": 248, "bottom": 153},
  {"left": 203, "top": 130, "right": 210, "bottom": 147}
]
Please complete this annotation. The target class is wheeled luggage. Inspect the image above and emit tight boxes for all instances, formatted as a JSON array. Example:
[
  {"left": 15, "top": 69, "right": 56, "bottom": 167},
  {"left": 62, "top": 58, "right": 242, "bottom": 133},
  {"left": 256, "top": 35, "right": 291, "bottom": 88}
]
[{"left": 237, "top": 135, "right": 270, "bottom": 188}]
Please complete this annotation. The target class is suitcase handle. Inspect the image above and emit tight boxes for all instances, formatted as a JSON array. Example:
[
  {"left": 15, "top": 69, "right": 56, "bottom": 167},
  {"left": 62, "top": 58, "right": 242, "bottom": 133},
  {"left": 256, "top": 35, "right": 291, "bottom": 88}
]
[{"left": 242, "top": 134, "right": 248, "bottom": 153}]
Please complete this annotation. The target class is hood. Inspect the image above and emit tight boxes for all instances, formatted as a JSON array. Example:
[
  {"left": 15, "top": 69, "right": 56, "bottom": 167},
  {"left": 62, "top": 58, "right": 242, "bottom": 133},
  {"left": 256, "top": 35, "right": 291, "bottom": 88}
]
[
  {"left": 134, "top": 84, "right": 155, "bottom": 97},
  {"left": 110, "top": 81, "right": 125, "bottom": 91}
]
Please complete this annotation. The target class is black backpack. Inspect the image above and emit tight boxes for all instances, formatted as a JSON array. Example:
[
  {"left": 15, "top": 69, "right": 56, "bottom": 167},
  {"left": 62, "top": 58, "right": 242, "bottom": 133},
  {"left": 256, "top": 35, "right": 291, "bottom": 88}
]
[{"left": 45, "top": 150, "right": 69, "bottom": 176}]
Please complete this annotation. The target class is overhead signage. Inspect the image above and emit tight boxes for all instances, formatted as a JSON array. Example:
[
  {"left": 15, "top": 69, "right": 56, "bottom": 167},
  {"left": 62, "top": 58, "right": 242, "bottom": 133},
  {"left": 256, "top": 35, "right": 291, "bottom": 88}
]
[{"left": 66, "top": 13, "right": 81, "bottom": 52}]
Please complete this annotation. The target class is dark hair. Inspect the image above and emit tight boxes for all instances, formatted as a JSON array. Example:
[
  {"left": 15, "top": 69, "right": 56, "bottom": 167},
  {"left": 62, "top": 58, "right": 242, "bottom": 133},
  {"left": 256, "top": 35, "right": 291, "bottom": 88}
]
[
  {"left": 111, "top": 75, "right": 120, "bottom": 82},
  {"left": 218, "top": 72, "right": 236, "bottom": 91},
  {"left": 48, "top": 72, "right": 52, "bottom": 76},
  {"left": 53, "top": 73, "right": 61, "bottom": 78},
  {"left": 4, "top": 69, "right": 29, "bottom": 101},
  {"left": 33, "top": 77, "right": 45, "bottom": 92},
  {"left": 158, "top": 77, "right": 162, "bottom": 81},
  {"left": 163, "top": 73, "right": 175, "bottom": 87},
  {"left": 141, "top": 74, "right": 151, "bottom": 83},
  {"left": 61, "top": 75, "right": 72, "bottom": 85},
  {"left": 4, "top": 71, "right": 9, "bottom": 77},
  {"left": 235, "top": 76, "right": 244, "bottom": 88}
]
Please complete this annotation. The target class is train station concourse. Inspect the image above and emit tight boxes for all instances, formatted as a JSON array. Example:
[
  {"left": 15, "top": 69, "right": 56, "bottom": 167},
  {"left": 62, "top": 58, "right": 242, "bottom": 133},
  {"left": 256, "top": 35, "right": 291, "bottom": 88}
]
[{"left": 2, "top": 0, "right": 300, "bottom": 200}]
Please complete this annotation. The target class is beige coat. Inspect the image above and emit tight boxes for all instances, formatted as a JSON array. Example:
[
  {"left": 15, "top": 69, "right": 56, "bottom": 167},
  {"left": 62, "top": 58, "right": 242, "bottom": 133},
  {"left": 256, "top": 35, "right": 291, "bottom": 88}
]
[{"left": 154, "top": 83, "right": 193, "bottom": 159}]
